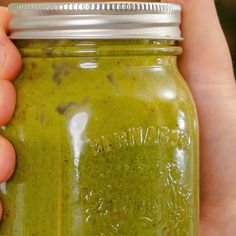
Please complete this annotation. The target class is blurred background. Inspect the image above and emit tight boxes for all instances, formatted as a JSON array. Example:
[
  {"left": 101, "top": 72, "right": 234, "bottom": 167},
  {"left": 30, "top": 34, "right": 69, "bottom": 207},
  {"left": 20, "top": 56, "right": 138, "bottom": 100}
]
[
  {"left": 0, "top": 0, "right": 235, "bottom": 72},
  {"left": 215, "top": 0, "right": 236, "bottom": 72}
]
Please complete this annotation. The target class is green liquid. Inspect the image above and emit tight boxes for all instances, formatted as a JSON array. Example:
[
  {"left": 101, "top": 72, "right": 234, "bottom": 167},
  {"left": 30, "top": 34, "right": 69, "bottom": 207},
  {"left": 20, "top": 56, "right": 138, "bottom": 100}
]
[{"left": 0, "top": 40, "right": 199, "bottom": 235}]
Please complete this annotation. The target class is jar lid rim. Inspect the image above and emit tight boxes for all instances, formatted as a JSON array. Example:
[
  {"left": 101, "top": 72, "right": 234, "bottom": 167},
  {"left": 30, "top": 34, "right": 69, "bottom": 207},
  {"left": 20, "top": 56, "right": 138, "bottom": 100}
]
[{"left": 9, "top": 2, "right": 182, "bottom": 40}]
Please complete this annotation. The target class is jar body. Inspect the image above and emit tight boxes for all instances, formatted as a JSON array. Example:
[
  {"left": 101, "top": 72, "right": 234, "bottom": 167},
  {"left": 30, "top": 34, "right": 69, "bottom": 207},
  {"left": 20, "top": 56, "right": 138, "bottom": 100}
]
[{"left": 0, "top": 40, "right": 199, "bottom": 236}]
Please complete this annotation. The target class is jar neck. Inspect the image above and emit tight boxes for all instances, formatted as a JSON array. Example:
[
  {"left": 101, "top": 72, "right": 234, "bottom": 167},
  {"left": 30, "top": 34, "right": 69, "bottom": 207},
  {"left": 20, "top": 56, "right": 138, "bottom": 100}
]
[{"left": 14, "top": 39, "right": 182, "bottom": 58}]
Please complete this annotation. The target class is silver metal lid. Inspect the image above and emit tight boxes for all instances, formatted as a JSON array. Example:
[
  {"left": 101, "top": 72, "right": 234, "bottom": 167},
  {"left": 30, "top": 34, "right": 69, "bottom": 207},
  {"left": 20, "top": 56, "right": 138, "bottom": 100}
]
[{"left": 9, "top": 2, "right": 182, "bottom": 40}]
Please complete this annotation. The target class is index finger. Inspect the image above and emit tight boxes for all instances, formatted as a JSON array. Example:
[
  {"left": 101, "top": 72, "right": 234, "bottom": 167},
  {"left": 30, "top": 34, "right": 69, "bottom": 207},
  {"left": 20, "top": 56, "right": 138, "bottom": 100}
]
[{"left": 0, "top": 7, "right": 22, "bottom": 81}]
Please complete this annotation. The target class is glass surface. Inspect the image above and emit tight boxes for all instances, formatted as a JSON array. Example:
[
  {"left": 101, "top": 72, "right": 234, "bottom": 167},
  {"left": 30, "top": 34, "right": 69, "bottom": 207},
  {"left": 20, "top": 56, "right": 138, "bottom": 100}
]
[{"left": 0, "top": 40, "right": 199, "bottom": 235}]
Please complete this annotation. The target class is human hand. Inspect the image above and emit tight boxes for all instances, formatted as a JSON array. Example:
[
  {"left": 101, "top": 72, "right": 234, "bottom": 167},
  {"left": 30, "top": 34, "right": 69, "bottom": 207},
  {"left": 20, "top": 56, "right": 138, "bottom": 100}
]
[
  {"left": 161, "top": 0, "right": 236, "bottom": 235},
  {"left": 0, "top": 6, "right": 21, "bottom": 221},
  {"left": 1, "top": 1, "right": 236, "bottom": 234}
]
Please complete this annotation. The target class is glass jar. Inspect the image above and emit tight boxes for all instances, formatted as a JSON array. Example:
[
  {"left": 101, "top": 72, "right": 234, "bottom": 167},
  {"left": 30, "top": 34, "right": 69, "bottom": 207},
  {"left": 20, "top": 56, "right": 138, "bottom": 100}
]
[{"left": 0, "top": 3, "right": 199, "bottom": 236}]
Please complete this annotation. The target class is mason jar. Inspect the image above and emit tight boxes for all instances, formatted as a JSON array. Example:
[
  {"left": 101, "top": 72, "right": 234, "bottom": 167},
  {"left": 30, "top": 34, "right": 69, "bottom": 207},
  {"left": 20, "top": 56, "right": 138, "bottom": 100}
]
[{"left": 0, "top": 2, "right": 199, "bottom": 236}]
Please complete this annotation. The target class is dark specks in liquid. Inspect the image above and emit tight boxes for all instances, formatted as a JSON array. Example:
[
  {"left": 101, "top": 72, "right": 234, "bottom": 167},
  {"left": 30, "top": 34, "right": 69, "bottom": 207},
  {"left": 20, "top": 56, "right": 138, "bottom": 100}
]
[
  {"left": 44, "top": 48, "right": 54, "bottom": 57},
  {"left": 80, "top": 96, "right": 90, "bottom": 105},
  {"left": 31, "top": 62, "right": 37, "bottom": 70},
  {"left": 64, "top": 70, "right": 70, "bottom": 76},
  {"left": 107, "top": 73, "right": 120, "bottom": 91},
  {"left": 52, "top": 64, "right": 71, "bottom": 85},
  {"left": 52, "top": 64, "right": 63, "bottom": 85},
  {"left": 149, "top": 106, "right": 156, "bottom": 114},
  {"left": 39, "top": 113, "right": 45, "bottom": 124},
  {"left": 56, "top": 102, "right": 77, "bottom": 115},
  {"left": 56, "top": 97, "right": 89, "bottom": 115},
  {"left": 107, "top": 73, "right": 113, "bottom": 83}
]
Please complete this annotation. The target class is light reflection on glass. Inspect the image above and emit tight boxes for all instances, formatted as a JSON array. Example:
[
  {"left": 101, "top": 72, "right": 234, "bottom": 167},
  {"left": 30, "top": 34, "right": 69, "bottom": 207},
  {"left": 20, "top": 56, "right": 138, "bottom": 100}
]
[
  {"left": 13, "top": 184, "right": 25, "bottom": 234},
  {"left": 176, "top": 148, "right": 185, "bottom": 174},
  {"left": 18, "top": 128, "right": 25, "bottom": 143},
  {"left": 0, "top": 125, "right": 6, "bottom": 131},
  {"left": 76, "top": 49, "right": 97, "bottom": 54},
  {"left": 160, "top": 89, "right": 176, "bottom": 100},
  {"left": 177, "top": 110, "right": 186, "bottom": 130},
  {"left": 68, "top": 112, "right": 89, "bottom": 179},
  {"left": 0, "top": 183, "right": 7, "bottom": 194},
  {"left": 151, "top": 66, "right": 163, "bottom": 72},
  {"left": 79, "top": 61, "right": 97, "bottom": 69}
]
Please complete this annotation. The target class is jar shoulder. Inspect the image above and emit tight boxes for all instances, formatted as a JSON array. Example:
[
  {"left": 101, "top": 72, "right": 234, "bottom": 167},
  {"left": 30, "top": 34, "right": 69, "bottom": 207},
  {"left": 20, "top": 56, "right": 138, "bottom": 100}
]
[
  {"left": 18, "top": 57, "right": 194, "bottom": 103},
  {"left": 15, "top": 57, "right": 198, "bottom": 124}
]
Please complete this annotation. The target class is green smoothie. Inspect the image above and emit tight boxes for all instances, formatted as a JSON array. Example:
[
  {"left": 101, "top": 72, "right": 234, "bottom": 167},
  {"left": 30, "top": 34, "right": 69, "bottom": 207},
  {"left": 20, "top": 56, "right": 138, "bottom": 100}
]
[{"left": 0, "top": 40, "right": 198, "bottom": 235}]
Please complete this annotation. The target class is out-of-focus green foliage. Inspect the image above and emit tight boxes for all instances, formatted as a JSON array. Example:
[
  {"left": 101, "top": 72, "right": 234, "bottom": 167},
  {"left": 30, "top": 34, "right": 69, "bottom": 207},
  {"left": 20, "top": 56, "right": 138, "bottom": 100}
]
[{"left": 216, "top": 0, "right": 236, "bottom": 73}]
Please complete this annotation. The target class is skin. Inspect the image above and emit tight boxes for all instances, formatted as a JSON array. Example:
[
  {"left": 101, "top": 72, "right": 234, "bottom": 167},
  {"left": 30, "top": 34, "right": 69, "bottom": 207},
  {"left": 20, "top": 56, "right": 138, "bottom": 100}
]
[
  {"left": 0, "top": 0, "right": 236, "bottom": 234},
  {"left": 0, "top": 6, "right": 21, "bottom": 218}
]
